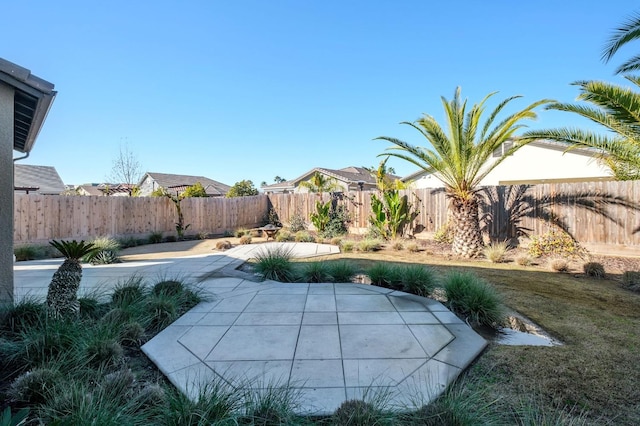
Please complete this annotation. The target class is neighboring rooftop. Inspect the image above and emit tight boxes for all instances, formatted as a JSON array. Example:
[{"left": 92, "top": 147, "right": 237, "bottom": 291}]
[
  {"left": 14, "top": 164, "right": 65, "bottom": 195},
  {"left": 262, "top": 166, "right": 399, "bottom": 193},
  {"left": 139, "top": 172, "right": 231, "bottom": 197}
]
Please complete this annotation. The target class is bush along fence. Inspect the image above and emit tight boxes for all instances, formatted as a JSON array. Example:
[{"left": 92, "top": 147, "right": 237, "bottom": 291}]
[
  {"left": 13, "top": 194, "right": 268, "bottom": 245},
  {"left": 13, "top": 180, "right": 640, "bottom": 254}
]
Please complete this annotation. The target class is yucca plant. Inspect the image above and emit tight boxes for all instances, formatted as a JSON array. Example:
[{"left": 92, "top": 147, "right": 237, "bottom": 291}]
[{"left": 46, "top": 240, "right": 97, "bottom": 318}]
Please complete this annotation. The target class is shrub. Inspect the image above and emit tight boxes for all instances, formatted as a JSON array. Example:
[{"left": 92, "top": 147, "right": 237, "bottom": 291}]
[
  {"left": 197, "top": 232, "right": 209, "bottom": 240},
  {"left": 164, "top": 235, "right": 177, "bottom": 243},
  {"left": 368, "top": 263, "right": 403, "bottom": 290},
  {"left": 288, "top": 209, "right": 307, "bottom": 233},
  {"left": 215, "top": 240, "right": 232, "bottom": 250},
  {"left": 111, "top": 277, "right": 146, "bottom": 308},
  {"left": 402, "top": 265, "right": 438, "bottom": 297},
  {"left": 86, "top": 236, "right": 121, "bottom": 264},
  {"left": 9, "top": 368, "right": 60, "bottom": 404},
  {"left": 340, "top": 240, "right": 356, "bottom": 252},
  {"left": 234, "top": 228, "right": 251, "bottom": 238},
  {"left": 621, "top": 271, "right": 640, "bottom": 292},
  {"left": 330, "top": 237, "right": 343, "bottom": 246},
  {"left": 528, "top": 229, "right": 584, "bottom": 258},
  {"left": 148, "top": 231, "right": 163, "bottom": 244},
  {"left": 152, "top": 280, "right": 184, "bottom": 297},
  {"left": 299, "top": 262, "right": 332, "bottom": 283},
  {"left": 443, "top": 271, "right": 505, "bottom": 328},
  {"left": 406, "top": 242, "right": 420, "bottom": 253},
  {"left": 515, "top": 254, "right": 532, "bottom": 266},
  {"left": 239, "top": 235, "right": 252, "bottom": 245},
  {"left": 13, "top": 245, "right": 47, "bottom": 261},
  {"left": 357, "top": 238, "right": 383, "bottom": 252},
  {"left": 483, "top": 241, "right": 509, "bottom": 263},
  {"left": 321, "top": 204, "right": 350, "bottom": 238},
  {"left": 0, "top": 297, "right": 45, "bottom": 334},
  {"left": 390, "top": 239, "right": 404, "bottom": 251},
  {"left": 583, "top": 262, "right": 605, "bottom": 278},
  {"left": 332, "top": 399, "right": 387, "bottom": 426},
  {"left": 294, "top": 231, "right": 315, "bottom": 243},
  {"left": 275, "top": 230, "right": 294, "bottom": 242},
  {"left": 434, "top": 221, "right": 454, "bottom": 244},
  {"left": 327, "top": 261, "right": 356, "bottom": 283},
  {"left": 549, "top": 258, "right": 569, "bottom": 272},
  {"left": 118, "top": 236, "right": 139, "bottom": 248},
  {"left": 253, "top": 246, "right": 296, "bottom": 282}
]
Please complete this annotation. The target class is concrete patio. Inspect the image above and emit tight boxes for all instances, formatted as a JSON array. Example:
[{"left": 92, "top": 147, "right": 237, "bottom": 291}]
[{"left": 13, "top": 242, "right": 487, "bottom": 415}]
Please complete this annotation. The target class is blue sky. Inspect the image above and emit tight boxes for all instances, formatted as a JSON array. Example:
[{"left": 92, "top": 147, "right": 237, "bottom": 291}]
[{"left": 4, "top": 1, "right": 639, "bottom": 188}]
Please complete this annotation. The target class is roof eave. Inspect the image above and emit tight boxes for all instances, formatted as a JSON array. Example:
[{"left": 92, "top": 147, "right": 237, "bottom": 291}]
[{"left": 0, "top": 58, "right": 57, "bottom": 154}]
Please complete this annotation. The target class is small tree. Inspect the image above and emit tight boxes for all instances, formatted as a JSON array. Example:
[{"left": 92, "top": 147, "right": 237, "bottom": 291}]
[
  {"left": 182, "top": 182, "right": 208, "bottom": 198},
  {"left": 152, "top": 183, "right": 207, "bottom": 239},
  {"left": 108, "top": 143, "right": 142, "bottom": 195},
  {"left": 299, "top": 171, "right": 340, "bottom": 195},
  {"left": 227, "top": 180, "right": 259, "bottom": 197}
]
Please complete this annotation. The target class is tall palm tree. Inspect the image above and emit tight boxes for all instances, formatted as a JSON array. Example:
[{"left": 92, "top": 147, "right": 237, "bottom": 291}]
[
  {"left": 523, "top": 78, "right": 640, "bottom": 180},
  {"left": 602, "top": 12, "right": 640, "bottom": 74},
  {"left": 376, "top": 87, "right": 552, "bottom": 257},
  {"left": 299, "top": 171, "right": 340, "bottom": 195}
]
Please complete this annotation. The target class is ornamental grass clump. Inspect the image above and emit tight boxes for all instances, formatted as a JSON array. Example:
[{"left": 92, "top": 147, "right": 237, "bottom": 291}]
[
  {"left": 443, "top": 271, "right": 505, "bottom": 328},
  {"left": 357, "top": 238, "right": 383, "bottom": 252},
  {"left": 299, "top": 262, "right": 332, "bottom": 283},
  {"left": 367, "top": 263, "right": 403, "bottom": 290},
  {"left": 583, "top": 262, "right": 605, "bottom": 278},
  {"left": 253, "top": 246, "right": 296, "bottom": 282},
  {"left": 327, "top": 261, "right": 356, "bottom": 283},
  {"left": 483, "top": 241, "right": 509, "bottom": 263},
  {"left": 85, "top": 236, "right": 121, "bottom": 264},
  {"left": 402, "top": 265, "right": 438, "bottom": 297}
]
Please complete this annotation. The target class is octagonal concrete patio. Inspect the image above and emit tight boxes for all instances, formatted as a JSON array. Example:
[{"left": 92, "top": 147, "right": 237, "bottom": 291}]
[{"left": 142, "top": 249, "right": 487, "bottom": 415}]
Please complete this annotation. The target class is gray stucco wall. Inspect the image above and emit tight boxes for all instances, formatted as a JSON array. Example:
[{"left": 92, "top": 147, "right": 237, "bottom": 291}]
[{"left": 0, "top": 83, "right": 14, "bottom": 303}]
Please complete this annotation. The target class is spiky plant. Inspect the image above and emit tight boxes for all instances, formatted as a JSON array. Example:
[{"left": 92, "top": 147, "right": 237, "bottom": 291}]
[
  {"left": 376, "top": 87, "right": 552, "bottom": 257},
  {"left": 46, "top": 240, "right": 97, "bottom": 318}
]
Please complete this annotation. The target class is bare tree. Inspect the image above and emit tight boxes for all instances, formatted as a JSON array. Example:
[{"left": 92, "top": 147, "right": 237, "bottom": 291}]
[{"left": 108, "top": 143, "right": 142, "bottom": 194}]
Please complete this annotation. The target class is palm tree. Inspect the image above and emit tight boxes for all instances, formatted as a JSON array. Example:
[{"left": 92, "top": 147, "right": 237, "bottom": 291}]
[
  {"left": 523, "top": 78, "right": 640, "bottom": 180},
  {"left": 299, "top": 171, "right": 340, "bottom": 195},
  {"left": 602, "top": 12, "right": 640, "bottom": 74},
  {"left": 47, "top": 240, "right": 97, "bottom": 318},
  {"left": 376, "top": 87, "right": 552, "bottom": 257}
]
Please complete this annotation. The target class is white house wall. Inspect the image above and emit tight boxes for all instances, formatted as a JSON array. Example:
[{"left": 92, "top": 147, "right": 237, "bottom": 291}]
[{"left": 409, "top": 144, "right": 611, "bottom": 189}]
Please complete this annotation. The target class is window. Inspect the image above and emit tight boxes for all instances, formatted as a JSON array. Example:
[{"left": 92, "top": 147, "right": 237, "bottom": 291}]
[{"left": 492, "top": 141, "right": 514, "bottom": 158}]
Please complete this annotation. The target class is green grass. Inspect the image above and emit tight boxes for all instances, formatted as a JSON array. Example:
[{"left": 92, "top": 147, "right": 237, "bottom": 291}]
[
  {"left": 253, "top": 246, "right": 296, "bottom": 282},
  {"left": 443, "top": 270, "right": 505, "bottom": 328}
]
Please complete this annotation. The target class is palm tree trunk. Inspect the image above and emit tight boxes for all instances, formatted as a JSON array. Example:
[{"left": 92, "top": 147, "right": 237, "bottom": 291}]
[{"left": 450, "top": 197, "right": 484, "bottom": 258}]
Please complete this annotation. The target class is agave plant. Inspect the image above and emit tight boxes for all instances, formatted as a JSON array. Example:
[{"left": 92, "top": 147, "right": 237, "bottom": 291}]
[{"left": 46, "top": 240, "right": 97, "bottom": 318}]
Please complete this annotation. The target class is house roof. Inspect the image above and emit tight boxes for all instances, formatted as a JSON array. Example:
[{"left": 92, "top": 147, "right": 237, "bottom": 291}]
[
  {"left": 77, "top": 183, "right": 133, "bottom": 196},
  {"left": 262, "top": 166, "right": 394, "bottom": 190},
  {"left": 142, "top": 172, "right": 231, "bottom": 196},
  {"left": 0, "top": 58, "right": 56, "bottom": 153},
  {"left": 14, "top": 164, "right": 65, "bottom": 194}
]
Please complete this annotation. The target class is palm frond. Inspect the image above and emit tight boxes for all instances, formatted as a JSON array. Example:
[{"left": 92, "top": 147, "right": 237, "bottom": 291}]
[{"left": 602, "top": 13, "right": 640, "bottom": 64}]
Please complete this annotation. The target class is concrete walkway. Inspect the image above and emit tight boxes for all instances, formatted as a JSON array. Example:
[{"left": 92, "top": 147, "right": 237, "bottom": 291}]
[{"left": 14, "top": 242, "right": 487, "bottom": 415}]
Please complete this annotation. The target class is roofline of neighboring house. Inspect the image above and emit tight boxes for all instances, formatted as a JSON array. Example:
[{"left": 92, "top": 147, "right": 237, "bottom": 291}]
[{"left": 0, "top": 58, "right": 57, "bottom": 154}]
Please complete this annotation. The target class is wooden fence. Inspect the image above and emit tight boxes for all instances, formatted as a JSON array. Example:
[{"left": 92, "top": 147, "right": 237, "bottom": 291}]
[
  {"left": 267, "top": 181, "right": 640, "bottom": 254},
  {"left": 13, "top": 194, "right": 268, "bottom": 245},
  {"left": 13, "top": 181, "right": 640, "bottom": 254}
]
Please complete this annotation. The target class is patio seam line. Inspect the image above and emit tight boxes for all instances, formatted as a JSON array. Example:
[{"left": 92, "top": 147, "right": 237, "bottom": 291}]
[{"left": 288, "top": 284, "right": 309, "bottom": 387}]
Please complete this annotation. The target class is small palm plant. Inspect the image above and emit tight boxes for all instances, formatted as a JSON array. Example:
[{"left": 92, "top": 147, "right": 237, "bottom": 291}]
[{"left": 46, "top": 240, "right": 97, "bottom": 318}]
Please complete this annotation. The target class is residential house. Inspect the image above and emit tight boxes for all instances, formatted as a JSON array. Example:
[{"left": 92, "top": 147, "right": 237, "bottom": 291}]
[
  {"left": 76, "top": 183, "right": 134, "bottom": 196},
  {"left": 403, "top": 140, "right": 612, "bottom": 188},
  {"left": 261, "top": 166, "right": 396, "bottom": 194},
  {"left": 14, "top": 164, "right": 65, "bottom": 195},
  {"left": 138, "top": 172, "right": 231, "bottom": 197}
]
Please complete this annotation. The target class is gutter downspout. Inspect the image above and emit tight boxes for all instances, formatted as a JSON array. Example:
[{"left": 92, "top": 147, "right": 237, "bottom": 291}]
[{"left": 13, "top": 151, "right": 29, "bottom": 162}]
